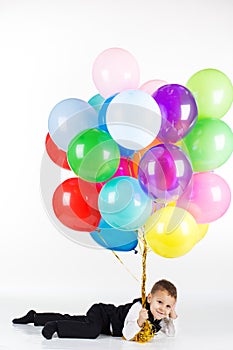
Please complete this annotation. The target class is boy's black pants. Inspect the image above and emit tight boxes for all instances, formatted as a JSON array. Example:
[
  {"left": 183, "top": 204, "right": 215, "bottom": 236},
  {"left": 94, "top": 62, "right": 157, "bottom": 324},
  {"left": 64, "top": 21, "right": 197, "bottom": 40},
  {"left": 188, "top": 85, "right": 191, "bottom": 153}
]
[{"left": 34, "top": 303, "right": 112, "bottom": 338}]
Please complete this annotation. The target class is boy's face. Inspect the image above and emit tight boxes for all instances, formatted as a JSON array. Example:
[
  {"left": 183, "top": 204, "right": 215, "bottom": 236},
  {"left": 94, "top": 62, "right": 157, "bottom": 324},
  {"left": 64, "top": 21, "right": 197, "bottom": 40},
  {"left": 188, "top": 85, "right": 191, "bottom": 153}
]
[{"left": 147, "top": 289, "right": 176, "bottom": 320}]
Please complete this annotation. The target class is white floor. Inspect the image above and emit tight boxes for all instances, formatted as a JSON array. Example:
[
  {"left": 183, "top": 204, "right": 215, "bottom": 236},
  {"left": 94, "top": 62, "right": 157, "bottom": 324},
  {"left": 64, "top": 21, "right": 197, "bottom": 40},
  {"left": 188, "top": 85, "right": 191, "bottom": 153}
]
[{"left": 1, "top": 296, "right": 233, "bottom": 350}]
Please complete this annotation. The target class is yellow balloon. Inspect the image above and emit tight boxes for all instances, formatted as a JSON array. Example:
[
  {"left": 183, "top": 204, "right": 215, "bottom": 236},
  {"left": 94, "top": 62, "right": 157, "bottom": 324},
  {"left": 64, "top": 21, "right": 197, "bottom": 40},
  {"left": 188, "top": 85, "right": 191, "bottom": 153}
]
[
  {"left": 166, "top": 201, "right": 177, "bottom": 207},
  {"left": 145, "top": 206, "right": 198, "bottom": 258},
  {"left": 174, "top": 140, "right": 182, "bottom": 147},
  {"left": 197, "top": 223, "right": 209, "bottom": 243}
]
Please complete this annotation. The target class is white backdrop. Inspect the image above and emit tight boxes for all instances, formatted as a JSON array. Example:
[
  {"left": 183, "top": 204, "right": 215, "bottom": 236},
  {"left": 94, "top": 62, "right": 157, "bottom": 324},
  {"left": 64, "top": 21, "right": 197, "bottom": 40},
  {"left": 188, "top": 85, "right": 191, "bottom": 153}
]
[{"left": 0, "top": 0, "right": 232, "bottom": 313}]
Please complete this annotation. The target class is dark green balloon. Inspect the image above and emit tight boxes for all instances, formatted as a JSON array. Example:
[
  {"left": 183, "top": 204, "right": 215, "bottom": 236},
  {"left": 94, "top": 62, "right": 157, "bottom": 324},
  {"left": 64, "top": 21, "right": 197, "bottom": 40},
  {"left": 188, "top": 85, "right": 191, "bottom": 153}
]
[
  {"left": 67, "top": 128, "right": 120, "bottom": 182},
  {"left": 183, "top": 118, "right": 233, "bottom": 171}
]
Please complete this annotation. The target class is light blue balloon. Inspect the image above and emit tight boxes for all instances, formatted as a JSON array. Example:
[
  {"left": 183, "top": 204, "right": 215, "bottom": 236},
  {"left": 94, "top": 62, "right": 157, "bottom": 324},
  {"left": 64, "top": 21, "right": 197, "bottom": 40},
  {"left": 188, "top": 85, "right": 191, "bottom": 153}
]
[
  {"left": 48, "top": 98, "right": 98, "bottom": 151},
  {"left": 90, "top": 219, "right": 138, "bottom": 251},
  {"left": 98, "top": 176, "right": 152, "bottom": 231},
  {"left": 88, "top": 94, "right": 104, "bottom": 113}
]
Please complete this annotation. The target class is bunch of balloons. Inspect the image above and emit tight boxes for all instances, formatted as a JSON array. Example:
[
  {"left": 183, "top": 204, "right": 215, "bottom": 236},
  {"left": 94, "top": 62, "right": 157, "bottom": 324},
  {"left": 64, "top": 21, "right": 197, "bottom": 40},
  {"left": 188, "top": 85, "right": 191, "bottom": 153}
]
[{"left": 45, "top": 48, "right": 233, "bottom": 258}]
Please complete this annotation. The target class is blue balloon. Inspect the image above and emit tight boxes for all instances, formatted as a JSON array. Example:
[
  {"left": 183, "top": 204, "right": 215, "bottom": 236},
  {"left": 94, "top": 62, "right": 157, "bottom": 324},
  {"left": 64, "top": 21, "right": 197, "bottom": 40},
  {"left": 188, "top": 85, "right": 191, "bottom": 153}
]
[
  {"left": 48, "top": 98, "right": 98, "bottom": 151},
  {"left": 98, "top": 94, "right": 117, "bottom": 132},
  {"left": 98, "top": 176, "right": 152, "bottom": 231},
  {"left": 90, "top": 219, "right": 138, "bottom": 251},
  {"left": 118, "top": 145, "right": 135, "bottom": 158},
  {"left": 88, "top": 94, "right": 104, "bottom": 113}
]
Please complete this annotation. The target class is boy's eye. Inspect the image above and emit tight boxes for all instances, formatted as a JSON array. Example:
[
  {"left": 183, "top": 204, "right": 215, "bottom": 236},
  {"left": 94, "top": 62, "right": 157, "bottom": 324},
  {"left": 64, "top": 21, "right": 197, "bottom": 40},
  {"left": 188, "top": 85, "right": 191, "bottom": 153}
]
[
  {"left": 166, "top": 305, "right": 171, "bottom": 308},
  {"left": 158, "top": 301, "right": 162, "bottom": 303}
]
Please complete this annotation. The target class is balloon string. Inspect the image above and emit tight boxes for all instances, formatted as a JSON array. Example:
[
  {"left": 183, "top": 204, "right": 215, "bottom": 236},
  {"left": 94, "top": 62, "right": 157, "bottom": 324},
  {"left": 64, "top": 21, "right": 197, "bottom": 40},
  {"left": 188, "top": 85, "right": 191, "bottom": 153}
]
[
  {"left": 111, "top": 250, "right": 139, "bottom": 282},
  {"left": 96, "top": 231, "right": 139, "bottom": 282}
]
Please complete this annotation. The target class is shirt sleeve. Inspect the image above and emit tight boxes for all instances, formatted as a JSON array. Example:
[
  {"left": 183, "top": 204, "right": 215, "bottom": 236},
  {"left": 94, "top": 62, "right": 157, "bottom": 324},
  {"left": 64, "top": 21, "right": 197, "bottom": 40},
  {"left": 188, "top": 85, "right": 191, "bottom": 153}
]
[
  {"left": 160, "top": 317, "right": 176, "bottom": 337},
  {"left": 122, "top": 302, "right": 142, "bottom": 340}
]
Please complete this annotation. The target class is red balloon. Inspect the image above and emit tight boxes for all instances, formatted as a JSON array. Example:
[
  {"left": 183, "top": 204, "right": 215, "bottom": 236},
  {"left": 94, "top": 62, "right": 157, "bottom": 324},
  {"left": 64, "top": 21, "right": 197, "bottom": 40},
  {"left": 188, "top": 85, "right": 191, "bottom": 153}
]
[
  {"left": 45, "top": 133, "right": 70, "bottom": 170},
  {"left": 78, "top": 178, "right": 103, "bottom": 211},
  {"left": 52, "top": 178, "right": 101, "bottom": 231}
]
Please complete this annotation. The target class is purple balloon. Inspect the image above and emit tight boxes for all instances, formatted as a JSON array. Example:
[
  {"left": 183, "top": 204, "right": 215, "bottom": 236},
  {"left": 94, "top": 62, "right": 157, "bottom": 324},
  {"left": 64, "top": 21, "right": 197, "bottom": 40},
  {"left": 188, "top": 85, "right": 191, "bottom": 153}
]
[
  {"left": 152, "top": 84, "right": 198, "bottom": 143},
  {"left": 138, "top": 144, "right": 193, "bottom": 202}
]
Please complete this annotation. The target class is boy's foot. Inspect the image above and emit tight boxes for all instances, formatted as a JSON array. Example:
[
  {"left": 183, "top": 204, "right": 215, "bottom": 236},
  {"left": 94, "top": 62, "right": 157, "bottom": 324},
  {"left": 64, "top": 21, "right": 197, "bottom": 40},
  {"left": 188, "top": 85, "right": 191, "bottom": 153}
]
[
  {"left": 42, "top": 321, "right": 58, "bottom": 339},
  {"left": 12, "top": 310, "right": 36, "bottom": 324}
]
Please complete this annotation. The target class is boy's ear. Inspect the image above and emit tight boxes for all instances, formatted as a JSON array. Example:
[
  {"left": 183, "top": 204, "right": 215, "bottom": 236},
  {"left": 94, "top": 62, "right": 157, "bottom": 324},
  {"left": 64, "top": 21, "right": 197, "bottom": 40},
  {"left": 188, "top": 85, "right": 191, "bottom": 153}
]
[{"left": 147, "top": 293, "right": 152, "bottom": 303}]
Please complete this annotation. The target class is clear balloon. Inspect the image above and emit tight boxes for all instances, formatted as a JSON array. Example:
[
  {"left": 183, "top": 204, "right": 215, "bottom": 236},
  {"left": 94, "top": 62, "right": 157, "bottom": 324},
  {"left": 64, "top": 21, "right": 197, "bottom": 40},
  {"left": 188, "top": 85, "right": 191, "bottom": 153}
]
[
  {"left": 182, "top": 118, "right": 233, "bottom": 172},
  {"left": 40, "top": 149, "right": 104, "bottom": 249},
  {"left": 152, "top": 84, "right": 198, "bottom": 143},
  {"left": 45, "top": 133, "right": 70, "bottom": 170},
  {"left": 48, "top": 98, "right": 98, "bottom": 151},
  {"left": 177, "top": 172, "right": 231, "bottom": 224},
  {"left": 140, "top": 79, "right": 167, "bottom": 95},
  {"left": 52, "top": 178, "right": 101, "bottom": 232},
  {"left": 186, "top": 68, "right": 233, "bottom": 119},
  {"left": 92, "top": 47, "right": 140, "bottom": 98},
  {"left": 90, "top": 219, "right": 138, "bottom": 251},
  {"left": 106, "top": 90, "right": 162, "bottom": 150},
  {"left": 88, "top": 94, "right": 104, "bottom": 113},
  {"left": 98, "top": 176, "right": 152, "bottom": 231},
  {"left": 67, "top": 128, "right": 120, "bottom": 182},
  {"left": 138, "top": 144, "right": 192, "bottom": 202},
  {"left": 145, "top": 206, "right": 198, "bottom": 258}
]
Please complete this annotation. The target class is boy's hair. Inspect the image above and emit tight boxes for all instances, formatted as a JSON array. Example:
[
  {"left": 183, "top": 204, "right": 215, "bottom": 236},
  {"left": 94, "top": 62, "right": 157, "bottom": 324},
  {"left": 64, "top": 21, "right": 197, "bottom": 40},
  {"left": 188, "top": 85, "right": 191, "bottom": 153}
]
[{"left": 151, "top": 279, "right": 177, "bottom": 300}]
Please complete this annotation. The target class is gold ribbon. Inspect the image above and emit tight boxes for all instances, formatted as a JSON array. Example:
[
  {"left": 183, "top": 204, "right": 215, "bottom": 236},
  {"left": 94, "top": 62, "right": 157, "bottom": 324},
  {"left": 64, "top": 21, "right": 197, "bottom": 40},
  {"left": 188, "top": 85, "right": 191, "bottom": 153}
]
[
  {"left": 97, "top": 227, "right": 155, "bottom": 342},
  {"left": 131, "top": 230, "right": 155, "bottom": 343}
]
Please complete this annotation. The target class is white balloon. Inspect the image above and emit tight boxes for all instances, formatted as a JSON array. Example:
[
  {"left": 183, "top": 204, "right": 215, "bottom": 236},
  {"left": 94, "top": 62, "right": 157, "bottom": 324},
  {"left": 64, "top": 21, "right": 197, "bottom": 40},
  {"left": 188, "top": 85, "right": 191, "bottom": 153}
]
[{"left": 106, "top": 90, "right": 161, "bottom": 150}]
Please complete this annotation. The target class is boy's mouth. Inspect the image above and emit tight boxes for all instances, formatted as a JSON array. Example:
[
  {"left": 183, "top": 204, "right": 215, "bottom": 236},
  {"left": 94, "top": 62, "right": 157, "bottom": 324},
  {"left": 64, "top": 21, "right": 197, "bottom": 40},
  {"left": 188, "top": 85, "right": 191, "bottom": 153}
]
[{"left": 156, "top": 310, "right": 164, "bottom": 316}]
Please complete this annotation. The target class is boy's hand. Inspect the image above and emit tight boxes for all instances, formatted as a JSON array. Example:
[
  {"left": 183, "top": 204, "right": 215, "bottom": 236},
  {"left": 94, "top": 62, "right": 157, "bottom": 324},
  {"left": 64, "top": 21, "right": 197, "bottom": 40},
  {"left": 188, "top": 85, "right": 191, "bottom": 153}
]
[
  {"left": 137, "top": 308, "right": 148, "bottom": 327},
  {"left": 169, "top": 304, "right": 178, "bottom": 319}
]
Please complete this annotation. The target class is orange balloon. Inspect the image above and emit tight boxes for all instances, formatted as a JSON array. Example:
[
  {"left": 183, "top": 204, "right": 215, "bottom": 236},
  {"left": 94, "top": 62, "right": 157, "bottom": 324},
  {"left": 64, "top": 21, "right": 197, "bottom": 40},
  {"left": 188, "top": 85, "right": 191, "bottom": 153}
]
[{"left": 133, "top": 138, "right": 161, "bottom": 177}]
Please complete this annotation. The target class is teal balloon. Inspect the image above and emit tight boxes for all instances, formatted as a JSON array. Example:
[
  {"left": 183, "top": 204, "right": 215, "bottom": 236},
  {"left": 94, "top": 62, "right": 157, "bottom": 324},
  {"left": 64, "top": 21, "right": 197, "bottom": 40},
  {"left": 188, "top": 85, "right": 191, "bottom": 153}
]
[
  {"left": 90, "top": 219, "right": 138, "bottom": 251},
  {"left": 98, "top": 176, "right": 152, "bottom": 231},
  {"left": 88, "top": 94, "right": 104, "bottom": 113}
]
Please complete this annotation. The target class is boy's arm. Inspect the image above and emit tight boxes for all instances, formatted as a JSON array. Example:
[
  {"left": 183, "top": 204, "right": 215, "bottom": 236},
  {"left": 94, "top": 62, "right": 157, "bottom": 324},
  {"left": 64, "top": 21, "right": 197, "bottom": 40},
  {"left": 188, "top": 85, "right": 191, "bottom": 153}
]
[
  {"left": 169, "top": 304, "right": 178, "bottom": 319},
  {"left": 160, "top": 305, "right": 178, "bottom": 337},
  {"left": 122, "top": 302, "right": 144, "bottom": 340},
  {"left": 160, "top": 317, "right": 176, "bottom": 337}
]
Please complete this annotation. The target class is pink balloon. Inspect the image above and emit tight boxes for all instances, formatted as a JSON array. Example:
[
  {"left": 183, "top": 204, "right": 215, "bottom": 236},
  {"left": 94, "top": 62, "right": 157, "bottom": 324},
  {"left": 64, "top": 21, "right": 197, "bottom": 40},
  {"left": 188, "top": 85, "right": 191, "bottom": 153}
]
[
  {"left": 92, "top": 48, "right": 140, "bottom": 98},
  {"left": 101, "top": 157, "right": 136, "bottom": 186},
  {"left": 112, "top": 157, "right": 136, "bottom": 178},
  {"left": 140, "top": 79, "right": 167, "bottom": 95},
  {"left": 177, "top": 172, "right": 231, "bottom": 223}
]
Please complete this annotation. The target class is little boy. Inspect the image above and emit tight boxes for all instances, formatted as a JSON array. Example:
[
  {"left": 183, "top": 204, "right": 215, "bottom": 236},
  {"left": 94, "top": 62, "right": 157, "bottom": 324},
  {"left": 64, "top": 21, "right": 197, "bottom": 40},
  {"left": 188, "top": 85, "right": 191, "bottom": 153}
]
[{"left": 12, "top": 279, "right": 177, "bottom": 340}]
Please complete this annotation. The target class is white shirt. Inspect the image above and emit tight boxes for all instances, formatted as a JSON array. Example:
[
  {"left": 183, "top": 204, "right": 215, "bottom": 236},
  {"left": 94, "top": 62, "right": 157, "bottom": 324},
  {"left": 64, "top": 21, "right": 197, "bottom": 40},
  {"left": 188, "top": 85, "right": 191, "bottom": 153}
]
[{"left": 122, "top": 301, "right": 176, "bottom": 340}]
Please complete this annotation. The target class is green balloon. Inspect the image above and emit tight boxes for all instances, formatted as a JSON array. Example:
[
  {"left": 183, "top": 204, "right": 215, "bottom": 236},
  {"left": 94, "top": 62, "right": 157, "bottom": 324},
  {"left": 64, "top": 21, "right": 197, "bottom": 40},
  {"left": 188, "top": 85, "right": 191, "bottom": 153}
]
[
  {"left": 88, "top": 94, "right": 104, "bottom": 113},
  {"left": 67, "top": 128, "right": 120, "bottom": 182},
  {"left": 183, "top": 118, "right": 233, "bottom": 172},
  {"left": 186, "top": 69, "right": 233, "bottom": 119}
]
